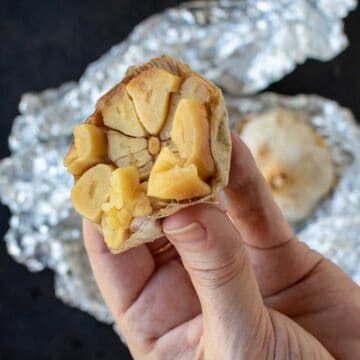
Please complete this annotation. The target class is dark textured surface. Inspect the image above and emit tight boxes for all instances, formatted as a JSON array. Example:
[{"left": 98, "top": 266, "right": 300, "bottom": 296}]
[{"left": 0, "top": 1, "right": 359, "bottom": 359}]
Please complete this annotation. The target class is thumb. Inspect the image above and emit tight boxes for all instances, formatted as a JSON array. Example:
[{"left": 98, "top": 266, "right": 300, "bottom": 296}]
[{"left": 163, "top": 204, "right": 267, "bottom": 352}]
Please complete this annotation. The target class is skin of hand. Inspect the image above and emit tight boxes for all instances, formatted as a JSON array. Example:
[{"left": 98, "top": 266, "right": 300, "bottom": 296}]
[{"left": 83, "top": 134, "right": 360, "bottom": 359}]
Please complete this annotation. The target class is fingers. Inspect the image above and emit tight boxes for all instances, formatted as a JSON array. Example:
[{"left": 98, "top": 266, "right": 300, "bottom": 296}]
[
  {"left": 83, "top": 219, "right": 155, "bottom": 320},
  {"left": 83, "top": 219, "right": 201, "bottom": 355},
  {"left": 149, "top": 315, "right": 203, "bottom": 359},
  {"left": 163, "top": 204, "right": 268, "bottom": 352},
  {"left": 147, "top": 237, "right": 179, "bottom": 267},
  {"left": 224, "top": 134, "right": 323, "bottom": 297},
  {"left": 122, "top": 260, "right": 201, "bottom": 355},
  {"left": 225, "top": 133, "right": 293, "bottom": 249}
]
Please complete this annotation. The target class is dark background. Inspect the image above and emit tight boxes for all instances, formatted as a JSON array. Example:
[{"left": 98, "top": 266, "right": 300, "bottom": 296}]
[{"left": 0, "top": 1, "right": 359, "bottom": 359}]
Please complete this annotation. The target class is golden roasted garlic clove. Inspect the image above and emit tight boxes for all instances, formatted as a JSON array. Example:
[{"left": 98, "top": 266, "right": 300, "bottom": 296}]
[
  {"left": 149, "top": 147, "right": 183, "bottom": 173},
  {"left": 159, "top": 76, "right": 212, "bottom": 141},
  {"left": 102, "top": 205, "right": 133, "bottom": 229},
  {"left": 102, "top": 166, "right": 152, "bottom": 249},
  {"left": 64, "top": 124, "right": 107, "bottom": 176},
  {"left": 171, "top": 99, "right": 215, "bottom": 180},
  {"left": 71, "top": 164, "right": 114, "bottom": 222},
  {"left": 102, "top": 215, "right": 129, "bottom": 251},
  {"left": 126, "top": 69, "right": 182, "bottom": 134},
  {"left": 108, "top": 167, "right": 140, "bottom": 208},
  {"left": 99, "top": 87, "right": 146, "bottom": 137},
  {"left": 180, "top": 75, "right": 213, "bottom": 104},
  {"left": 148, "top": 164, "right": 211, "bottom": 201},
  {"left": 160, "top": 93, "right": 182, "bottom": 140},
  {"left": 147, "top": 147, "right": 211, "bottom": 200}
]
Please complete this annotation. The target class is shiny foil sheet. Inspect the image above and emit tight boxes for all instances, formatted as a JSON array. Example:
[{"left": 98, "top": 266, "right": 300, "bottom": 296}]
[{"left": 0, "top": 0, "right": 358, "bottom": 325}]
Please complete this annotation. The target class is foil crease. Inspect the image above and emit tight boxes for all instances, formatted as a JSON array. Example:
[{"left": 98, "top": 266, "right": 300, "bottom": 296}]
[{"left": 0, "top": 0, "right": 358, "bottom": 325}]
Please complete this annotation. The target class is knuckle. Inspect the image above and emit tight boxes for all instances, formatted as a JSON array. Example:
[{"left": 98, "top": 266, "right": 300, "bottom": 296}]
[
  {"left": 230, "top": 192, "right": 272, "bottom": 231},
  {"left": 229, "top": 166, "right": 257, "bottom": 193},
  {"left": 187, "top": 245, "right": 248, "bottom": 290}
]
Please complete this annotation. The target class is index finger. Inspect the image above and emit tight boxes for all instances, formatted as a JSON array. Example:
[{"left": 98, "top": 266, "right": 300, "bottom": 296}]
[
  {"left": 83, "top": 219, "right": 155, "bottom": 318},
  {"left": 224, "top": 133, "right": 293, "bottom": 249}
]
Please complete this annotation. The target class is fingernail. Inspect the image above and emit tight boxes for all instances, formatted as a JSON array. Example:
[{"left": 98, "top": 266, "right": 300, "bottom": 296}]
[{"left": 164, "top": 222, "right": 206, "bottom": 242}]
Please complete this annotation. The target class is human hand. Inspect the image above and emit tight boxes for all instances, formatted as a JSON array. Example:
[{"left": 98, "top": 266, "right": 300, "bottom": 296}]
[{"left": 83, "top": 134, "right": 360, "bottom": 359}]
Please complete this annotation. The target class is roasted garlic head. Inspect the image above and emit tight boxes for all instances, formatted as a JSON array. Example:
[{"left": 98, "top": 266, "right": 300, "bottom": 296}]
[
  {"left": 64, "top": 56, "right": 231, "bottom": 253},
  {"left": 237, "top": 108, "right": 335, "bottom": 222}
]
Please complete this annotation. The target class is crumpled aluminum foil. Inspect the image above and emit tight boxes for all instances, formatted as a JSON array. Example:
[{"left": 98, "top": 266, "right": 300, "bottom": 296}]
[{"left": 0, "top": 0, "right": 358, "bottom": 325}]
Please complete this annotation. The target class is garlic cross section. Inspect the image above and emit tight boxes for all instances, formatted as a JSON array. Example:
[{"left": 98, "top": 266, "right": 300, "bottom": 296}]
[{"left": 64, "top": 56, "right": 231, "bottom": 253}]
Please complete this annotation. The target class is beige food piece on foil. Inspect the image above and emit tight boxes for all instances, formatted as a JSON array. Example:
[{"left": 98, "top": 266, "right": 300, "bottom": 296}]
[
  {"left": 71, "top": 164, "right": 115, "bottom": 222},
  {"left": 238, "top": 108, "right": 335, "bottom": 222},
  {"left": 64, "top": 124, "right": 107, "bottom": 176},
  {"left": 64, "top": 55, "right": 231, "bottom": 253}
]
